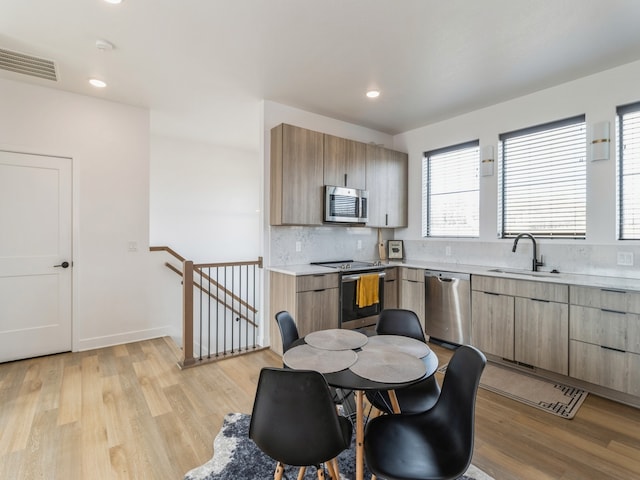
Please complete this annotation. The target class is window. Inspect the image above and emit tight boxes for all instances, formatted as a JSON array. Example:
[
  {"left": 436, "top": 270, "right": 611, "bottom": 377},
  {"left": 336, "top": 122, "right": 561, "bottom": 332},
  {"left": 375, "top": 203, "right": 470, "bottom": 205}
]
[
  {"left": 499, "top": 116, "right": 586, "bottom": 238},
  {"left": 617, "top": 102, "right": 640, "bottom": 240},
  {"left": 422, "top": 141, "right": 479, "bottom": 237}
]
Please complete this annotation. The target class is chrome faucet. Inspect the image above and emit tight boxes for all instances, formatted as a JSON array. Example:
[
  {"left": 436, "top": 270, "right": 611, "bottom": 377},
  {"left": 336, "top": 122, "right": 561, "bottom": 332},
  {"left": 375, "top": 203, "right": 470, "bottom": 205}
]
[{"left": 512, "top": 233, "right": 544, "bottom": 272}]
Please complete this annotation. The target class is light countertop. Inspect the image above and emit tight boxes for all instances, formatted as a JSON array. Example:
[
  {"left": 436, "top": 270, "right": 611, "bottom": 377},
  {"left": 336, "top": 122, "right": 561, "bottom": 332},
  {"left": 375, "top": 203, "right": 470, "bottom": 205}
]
[{"left": 267, "top": 260, "right": 640, "bottom": 292}]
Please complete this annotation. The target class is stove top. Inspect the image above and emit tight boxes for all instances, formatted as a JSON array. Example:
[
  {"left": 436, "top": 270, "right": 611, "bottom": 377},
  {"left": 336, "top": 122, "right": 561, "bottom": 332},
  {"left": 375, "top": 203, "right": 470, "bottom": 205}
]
[{"left": 311, "top": 259, "right": 384, "bottom": 272}]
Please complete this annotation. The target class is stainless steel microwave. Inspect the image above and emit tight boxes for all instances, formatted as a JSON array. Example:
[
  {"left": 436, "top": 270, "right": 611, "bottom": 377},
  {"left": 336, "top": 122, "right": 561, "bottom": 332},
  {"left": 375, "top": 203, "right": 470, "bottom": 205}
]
[{"left": 324, "top": 185, "right": 368, "bottom": 223}]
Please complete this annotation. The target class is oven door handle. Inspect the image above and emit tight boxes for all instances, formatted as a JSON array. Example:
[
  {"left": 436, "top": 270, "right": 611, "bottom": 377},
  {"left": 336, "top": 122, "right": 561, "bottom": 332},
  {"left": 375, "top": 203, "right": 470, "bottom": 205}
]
[{"left": 341, "top": 272, "right": 386, "bottom": 282}]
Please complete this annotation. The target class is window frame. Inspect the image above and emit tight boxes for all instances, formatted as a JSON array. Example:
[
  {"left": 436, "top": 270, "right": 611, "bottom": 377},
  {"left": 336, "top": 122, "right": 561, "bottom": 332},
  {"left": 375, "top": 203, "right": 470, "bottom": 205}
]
[
  {"left": 422, "top": 139, "right": 480, "bottom": 238},
  {"left": 498, "top": 114, "right": 587, "bottom": 239},
  {"left": 616, "top": 101, "right": 640, "bottom": 240}
]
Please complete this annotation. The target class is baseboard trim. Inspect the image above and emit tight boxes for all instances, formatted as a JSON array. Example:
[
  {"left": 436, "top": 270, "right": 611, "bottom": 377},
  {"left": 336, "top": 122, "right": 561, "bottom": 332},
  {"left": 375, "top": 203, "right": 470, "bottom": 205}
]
[{"left": 77, "top": 326, "right": 173, "bottom": 352}]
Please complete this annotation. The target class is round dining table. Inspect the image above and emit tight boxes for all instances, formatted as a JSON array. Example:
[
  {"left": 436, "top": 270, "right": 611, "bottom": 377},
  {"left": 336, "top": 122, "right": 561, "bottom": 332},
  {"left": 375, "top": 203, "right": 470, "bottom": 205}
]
[{"left": 284, "top": 329, "right": 439, "bottom": 480}]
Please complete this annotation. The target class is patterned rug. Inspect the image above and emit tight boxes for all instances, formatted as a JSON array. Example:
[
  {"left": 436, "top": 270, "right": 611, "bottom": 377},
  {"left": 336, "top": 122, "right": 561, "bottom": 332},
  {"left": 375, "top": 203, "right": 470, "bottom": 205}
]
[
  {"left": 438, "top": 362, "right": 588, "bottom": 419},
  {"left": 184, "top": 413, "right": 494, "bottom": 480}
]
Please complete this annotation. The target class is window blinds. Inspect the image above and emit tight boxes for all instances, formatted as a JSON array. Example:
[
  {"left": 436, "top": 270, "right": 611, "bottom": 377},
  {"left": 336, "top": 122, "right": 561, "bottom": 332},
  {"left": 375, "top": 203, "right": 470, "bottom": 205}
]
[
  {"left": 423, "top": 141, "right": 479, "bottom": 237},
  {"left": 499, "top": 116, "right": 586, "bottom": 238},
  {"left": 617, "top": 102, "right": 640, "bottom": 240}
]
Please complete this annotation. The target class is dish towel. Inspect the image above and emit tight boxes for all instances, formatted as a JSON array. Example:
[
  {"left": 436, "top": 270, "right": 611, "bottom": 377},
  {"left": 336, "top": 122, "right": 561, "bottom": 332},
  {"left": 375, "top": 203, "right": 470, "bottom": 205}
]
[{"left": 356, "top": 274, "right": 380, "bottom": 308}]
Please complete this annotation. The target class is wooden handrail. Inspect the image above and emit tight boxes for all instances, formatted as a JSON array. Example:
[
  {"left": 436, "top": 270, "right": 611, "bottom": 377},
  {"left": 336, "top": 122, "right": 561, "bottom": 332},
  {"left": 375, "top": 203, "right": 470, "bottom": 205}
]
[
  {"left": 150, "top": 245, "right": 186, "bottom": 262},
  {"left": 151, "top": 246, "right": 259, "bottom": 315}
]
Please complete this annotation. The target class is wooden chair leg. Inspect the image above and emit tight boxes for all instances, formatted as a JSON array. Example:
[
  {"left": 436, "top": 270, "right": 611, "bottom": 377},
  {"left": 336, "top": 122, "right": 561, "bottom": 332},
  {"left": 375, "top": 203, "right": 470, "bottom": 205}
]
[
  {"left": 316, "top": 465, "right": 326, "bottom": 479},
  {"left": 325, "top": 459, "right": 337, "bottom": 480},
  {"left": 274, "top": 462, "right": 285, "bottom": 480},
  {"left": 297, "top": 466, "right": 307, "bottom": 480},
  {"left": 331, "top": 458, "right": 341, "bottom": 479}
]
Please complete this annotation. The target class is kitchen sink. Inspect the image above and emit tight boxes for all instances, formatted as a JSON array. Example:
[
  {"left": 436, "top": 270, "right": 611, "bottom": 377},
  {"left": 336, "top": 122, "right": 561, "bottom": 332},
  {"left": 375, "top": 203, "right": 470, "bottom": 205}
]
[{"left": 487, "top": 268, "right": 560, "bottom": 278}]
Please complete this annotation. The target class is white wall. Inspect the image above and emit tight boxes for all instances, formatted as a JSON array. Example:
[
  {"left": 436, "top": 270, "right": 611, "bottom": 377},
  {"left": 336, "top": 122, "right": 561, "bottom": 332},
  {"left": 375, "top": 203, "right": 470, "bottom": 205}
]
[
  {"left": 0, "top": 77, "right": 161, "bottom": 351},
  {"left": 393, "top": 60, "right": 640, "bottom": 278},
  {"left": 149, "top": 134, "right": 261, "bottom": 263}
]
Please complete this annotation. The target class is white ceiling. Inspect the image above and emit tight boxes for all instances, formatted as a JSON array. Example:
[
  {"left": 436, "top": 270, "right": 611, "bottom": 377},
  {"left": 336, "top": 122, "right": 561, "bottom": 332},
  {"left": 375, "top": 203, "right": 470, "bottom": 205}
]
[{"left": 3, "top": 0, "right": 640, "bottom": 151}]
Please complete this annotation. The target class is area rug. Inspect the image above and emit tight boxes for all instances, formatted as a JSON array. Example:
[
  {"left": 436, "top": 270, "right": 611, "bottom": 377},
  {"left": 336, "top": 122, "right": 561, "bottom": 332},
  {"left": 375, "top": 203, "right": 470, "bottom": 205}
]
[
  {"left": 184, "top": 413, "right": 494, "bottom": 480},
  {"left": 438, "top": 362, "right": 588, "bottom": 419}
]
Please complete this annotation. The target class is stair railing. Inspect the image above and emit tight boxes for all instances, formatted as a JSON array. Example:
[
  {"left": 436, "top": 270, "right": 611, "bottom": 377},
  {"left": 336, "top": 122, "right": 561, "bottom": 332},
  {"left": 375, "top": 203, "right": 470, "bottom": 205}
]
[{"left": 151, "top": 246, "right": 264, "bottom": 368}]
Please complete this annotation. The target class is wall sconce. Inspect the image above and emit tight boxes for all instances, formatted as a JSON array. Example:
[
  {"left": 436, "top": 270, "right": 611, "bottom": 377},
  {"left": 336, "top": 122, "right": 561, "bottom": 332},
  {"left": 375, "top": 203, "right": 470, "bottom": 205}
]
[
  {"left": 590, "top": 121, "right": 610, "bottom": 161},
  {"left": 481, "top": 145, "right": 494, "bottom": 176}
]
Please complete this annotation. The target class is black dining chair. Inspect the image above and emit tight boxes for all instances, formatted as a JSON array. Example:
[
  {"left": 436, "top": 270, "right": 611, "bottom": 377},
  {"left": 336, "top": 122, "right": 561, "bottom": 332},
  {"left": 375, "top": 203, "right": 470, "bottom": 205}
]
[
  {"left": 275, "top": 310, "right": 300, "bottom": 353},
  {"left": 364, "top": 345, "right": 486, "bottom": 480},
  {"left": 365, "top": 309, "right": 441, "bottom": 415},
  {"left": 274, "top": 310, "right": 356, "bottom": 413},
  {"left": 249, "top": 367, "right": 353, "bottom": 480}
]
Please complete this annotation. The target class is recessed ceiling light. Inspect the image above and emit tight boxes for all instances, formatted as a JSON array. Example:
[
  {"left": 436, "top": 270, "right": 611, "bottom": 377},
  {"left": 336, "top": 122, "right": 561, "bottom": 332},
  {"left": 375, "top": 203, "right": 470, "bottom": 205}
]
[
  {"left": 366, "top": 90, "right": 380, "bottom": 99},
  {"left": 104, "top": 0, "right": 123, "bottom": 4},
  {"left": 89, "top": 78, "right": 107, "bottom": 88}
]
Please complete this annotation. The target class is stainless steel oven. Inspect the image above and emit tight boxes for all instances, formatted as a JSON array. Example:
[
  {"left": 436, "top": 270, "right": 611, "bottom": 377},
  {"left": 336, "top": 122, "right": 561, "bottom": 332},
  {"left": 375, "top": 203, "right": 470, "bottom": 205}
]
[
  {"left": 311, "top": 260, "right": 385, "bottom": 330},
  {"left": 340, "top": 270, "right": 385, "bottom": 330}
]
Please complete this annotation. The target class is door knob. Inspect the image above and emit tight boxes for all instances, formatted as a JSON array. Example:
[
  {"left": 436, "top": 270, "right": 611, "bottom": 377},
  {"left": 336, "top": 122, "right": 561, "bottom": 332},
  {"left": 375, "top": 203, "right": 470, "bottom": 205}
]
[{"left": 53, "top": 261, "right": 70, "bottom": 268}]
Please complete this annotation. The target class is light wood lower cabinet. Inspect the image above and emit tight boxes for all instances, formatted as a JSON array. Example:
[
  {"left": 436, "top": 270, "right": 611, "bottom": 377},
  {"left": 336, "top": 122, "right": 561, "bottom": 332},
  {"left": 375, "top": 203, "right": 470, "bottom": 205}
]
[
  {"left": 471, "top": 275, "right": 568, "bottom": 375},
  {"left": 269, "top": 271, "right": 339, "bottom": 355},
  {"left": 515, "top": 297, "right": 568, "bottom": 375},
  {"left": 471, "top": 291, "right": 514, "bottom": 360},
  {"left": 569, "top": 285, "right": 640, "bottom": 396},
  {"left": 383, "top": 267, "right": 398, "bottom": 309},
  {"left": 398, "top": 267, "right": 425, "bottom": 328}
]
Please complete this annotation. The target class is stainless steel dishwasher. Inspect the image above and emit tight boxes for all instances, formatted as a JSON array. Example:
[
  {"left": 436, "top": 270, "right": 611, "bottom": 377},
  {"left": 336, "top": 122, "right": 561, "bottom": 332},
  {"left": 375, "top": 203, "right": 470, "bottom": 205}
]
[{"left": 424, "top": 270, "right": 471, "bottom": 346}]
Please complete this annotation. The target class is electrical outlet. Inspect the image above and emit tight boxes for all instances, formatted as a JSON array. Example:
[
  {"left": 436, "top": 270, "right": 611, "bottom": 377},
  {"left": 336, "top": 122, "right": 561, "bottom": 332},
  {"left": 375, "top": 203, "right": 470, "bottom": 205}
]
[
  {"left": 295, "top": 241, "right": 302, "bottom": 252},
  {"left": 357, "top": 240, "right": 362, "bottom": 250},
  {"left": 445, "top": 246, "right": 452, "bottom": 256},
  {"left": 617, "top": 252, "right": 634, "bottom": 266},
  {"left": 128, "top": 241, "right": 138, "bottom": 252}
]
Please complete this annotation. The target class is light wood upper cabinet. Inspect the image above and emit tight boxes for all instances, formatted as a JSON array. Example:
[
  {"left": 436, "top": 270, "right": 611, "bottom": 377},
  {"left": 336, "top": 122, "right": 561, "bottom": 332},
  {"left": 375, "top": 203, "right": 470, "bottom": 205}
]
[
  {"left": 270, "top": 124, "right": 324, "bottom": 226},
  {"left": 365, "top": 145, "right": 408, "bottom": 228},
  {"left": 323, "top": 134, "right": 366, "bottom": 189}
]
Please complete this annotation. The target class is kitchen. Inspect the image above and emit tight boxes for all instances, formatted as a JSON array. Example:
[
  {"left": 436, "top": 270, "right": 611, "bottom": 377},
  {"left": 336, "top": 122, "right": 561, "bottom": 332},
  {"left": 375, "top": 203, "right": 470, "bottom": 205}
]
[{"left": 264, "top": 59, "right": 640, "bottom": 410}]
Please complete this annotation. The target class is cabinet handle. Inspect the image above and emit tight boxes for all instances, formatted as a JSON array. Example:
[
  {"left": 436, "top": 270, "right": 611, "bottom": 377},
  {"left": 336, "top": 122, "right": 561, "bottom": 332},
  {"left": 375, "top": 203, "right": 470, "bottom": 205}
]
[
  {"left": 601, "top": 308, "right": 626, "bottom": 315},
  {"left": 344, "top": 173, "right": 347, "bottom": 186},
  {"left": 484, "top": 291, "right": 500, "bottom": 296},
  {"left": 385, "top": 213, "right": 388, "bottom": 226},
  {"left": 531, "top": 298, "right": 550, "bottom": 303},
  {"left": 601, "top": 288, "right": 627, "bottom": 294},
  {"left": 600, "top": 345, "right": 626, "bottom": 353},
  {"left": 386, "top": 279, "right": 396, "bottom": 283},
  {"left": 314, "top": 289, "right": 326, "bottom": 292}
]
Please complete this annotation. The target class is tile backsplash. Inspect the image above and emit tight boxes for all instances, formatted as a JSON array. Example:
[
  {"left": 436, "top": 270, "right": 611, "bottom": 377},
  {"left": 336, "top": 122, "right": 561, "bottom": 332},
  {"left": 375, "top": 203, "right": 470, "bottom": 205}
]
[{"left": 269, "top": 226, "right": 640, "bottom": 280}]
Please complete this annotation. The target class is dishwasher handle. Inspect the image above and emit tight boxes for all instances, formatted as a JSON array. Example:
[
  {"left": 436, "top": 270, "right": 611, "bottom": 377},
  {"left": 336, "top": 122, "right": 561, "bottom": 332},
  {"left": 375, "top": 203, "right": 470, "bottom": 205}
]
[{"left": 424, "top": 270, "right": 470, "bottom": 282}]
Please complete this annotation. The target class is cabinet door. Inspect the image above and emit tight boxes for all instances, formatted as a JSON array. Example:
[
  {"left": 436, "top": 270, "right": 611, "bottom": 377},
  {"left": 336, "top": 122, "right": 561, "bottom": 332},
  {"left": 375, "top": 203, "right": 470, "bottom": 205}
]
[
  {"left": 471, "top": 291, "right": 514, "bottom": 360},
  {"left": 570, "top": 340, "right": 627, "bottom": 392},
  {"left": 324, "top": 134, "right": 366, "bottom": 189},
  {"left": 384, "top": 278, "right": 398, "bottom": 309},
  {"left": 270, "top": 124, "right": 324, "bottom": 225},
  {"left": 386, "top": 150, "right": 408, "bottom": 227},
  {"left": 365, "top": 146, "right": 408, "bottom": 228},
  {"left": 400, "top": 278, "right": 425, "bottom": 329},
  {"left": 515, "top": 297, "right": 568, "bottom": 375},
  {"left": 296, "top": 288, "right": 339, "bottom": 336}
]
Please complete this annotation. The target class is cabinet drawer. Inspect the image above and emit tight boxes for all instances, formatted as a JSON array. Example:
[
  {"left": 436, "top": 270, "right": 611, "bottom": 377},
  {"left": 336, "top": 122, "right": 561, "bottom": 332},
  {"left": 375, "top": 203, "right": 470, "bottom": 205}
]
[
  {"left": 570, "top": 340, "right": 627, "bottom": 392},
  {"left": 570, "top": 285, "right": 640, "bottom": 314},
  {"left": 569, "top": 305, "right": 627, "bottom": 351},
  {"left": 400, "top": 268, "right": 424, "bottom": 283},
  {"left": 384, "top": 267, "right": 397, "bottom": 281},
  {"left": 296, "top": 273, "right": 339, "bottom": 292},
  {"left": 472, "top": 275, "right": 567, "bottom": 302}
]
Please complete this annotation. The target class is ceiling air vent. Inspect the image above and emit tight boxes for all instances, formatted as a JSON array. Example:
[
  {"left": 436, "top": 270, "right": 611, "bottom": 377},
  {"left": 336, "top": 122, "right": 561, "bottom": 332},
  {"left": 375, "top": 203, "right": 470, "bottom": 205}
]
[{"left": 0, "top": 47, "right": 57, "bottom": 81}]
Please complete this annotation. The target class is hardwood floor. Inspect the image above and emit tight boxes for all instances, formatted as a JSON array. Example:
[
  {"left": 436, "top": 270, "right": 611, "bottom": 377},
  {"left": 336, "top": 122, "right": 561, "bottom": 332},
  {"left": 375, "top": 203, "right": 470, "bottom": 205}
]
[{"left": 0, "top": 338, "right": 639, "bottom": 479}]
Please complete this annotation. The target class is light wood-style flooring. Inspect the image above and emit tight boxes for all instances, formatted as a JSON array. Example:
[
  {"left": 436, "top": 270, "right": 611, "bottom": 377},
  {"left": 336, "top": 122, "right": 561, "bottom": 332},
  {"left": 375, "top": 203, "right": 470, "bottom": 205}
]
[{"left": 1, "top": 338, "right": 639, "bottom": 479}]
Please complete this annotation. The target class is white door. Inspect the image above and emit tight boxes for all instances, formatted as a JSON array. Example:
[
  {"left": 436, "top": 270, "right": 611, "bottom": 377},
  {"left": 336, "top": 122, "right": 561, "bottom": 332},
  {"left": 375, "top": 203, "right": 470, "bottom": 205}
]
[{"left": 0, "top": 150, "right": 72, "bottom": 362}]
